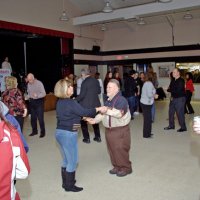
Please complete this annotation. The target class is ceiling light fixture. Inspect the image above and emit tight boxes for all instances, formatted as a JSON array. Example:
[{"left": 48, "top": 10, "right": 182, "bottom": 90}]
[
  {"left": 103, "top": 2, "right": 113, "bottom": 13},
  {"left": 183, "top": 12, "right": 193, "bottom": 20},
  {"left": 60, "top": 0, "right": 69, "bottom": 21},
  {"left": 101, "top": 24, "right": 107, "bottom": 31},
  {"left": 158, "top": 0, "right": 172, "bottom": 3},
  {"left": 137, "top": 18, "right": 146, "bottom": 25}
]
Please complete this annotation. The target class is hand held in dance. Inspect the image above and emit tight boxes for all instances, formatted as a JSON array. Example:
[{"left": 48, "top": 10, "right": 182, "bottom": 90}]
[
  {"left": 97, "top": 106, "right": 108, "bottom": 114},
  {"left": 85, "top": 117, "right": 96, "bottom": 124}
]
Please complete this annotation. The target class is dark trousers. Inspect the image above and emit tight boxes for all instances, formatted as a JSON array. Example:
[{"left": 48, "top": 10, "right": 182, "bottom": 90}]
[
  {"left": 141, "top": 103, "right": 152, "bottom": 138},
  {"left": 81, "top": 120, "right": 100, "bottom": 139},
  {"left": 185, "top": 91, "right": 194, "bottom": 114},
  {"left": 14, "top": 115, "right": 24, "bottom": 131},
  {"left": 169, "top": 97, "right": 186, "bottom": 129},
  {"left": 29, "top": 98, "right": 45, "bottom": 134},
  {"left": 105, "top": 125, "right": 132, "bottom": 172}
]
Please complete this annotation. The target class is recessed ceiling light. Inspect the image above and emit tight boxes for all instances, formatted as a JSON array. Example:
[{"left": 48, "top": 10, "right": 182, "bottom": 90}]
[
  {"left": 158, "top": 0, "right": 172, "bottom": 3},
  {"left": 183, "top": 12, "right": 193, "bottom": 20},
  {"left": 137, "top": 18, "right": 146, "bottom": 25},
  {"left": 101, "top": 24, "right": 107, "bottom": 31}
]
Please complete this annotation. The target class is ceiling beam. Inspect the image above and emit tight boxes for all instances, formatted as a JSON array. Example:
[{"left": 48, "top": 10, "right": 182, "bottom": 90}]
[{"left": 73, "top": 0, "right": 200, "bottom": 26}]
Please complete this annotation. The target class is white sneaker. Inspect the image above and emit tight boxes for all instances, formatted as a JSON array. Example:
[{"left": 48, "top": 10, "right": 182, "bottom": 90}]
[{"left": 134, "top": 112, "right": 139, "bottom": 116}]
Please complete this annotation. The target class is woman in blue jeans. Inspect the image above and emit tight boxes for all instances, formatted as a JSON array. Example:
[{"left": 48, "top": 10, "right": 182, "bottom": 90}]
[{"left": 54, "top": 79, "right": 101, "bottom": 192}]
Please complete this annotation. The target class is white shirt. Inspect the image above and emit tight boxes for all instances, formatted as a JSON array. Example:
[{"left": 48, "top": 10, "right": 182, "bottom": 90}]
[
  {"left": 98, "top": 78, "right": 104, "bottom": 94},
  {"left": 2, "top": 61, "right": 12, "bottom": 73},
  {"left": 76, "top": 77, "right": 85, "bottom": 95}
]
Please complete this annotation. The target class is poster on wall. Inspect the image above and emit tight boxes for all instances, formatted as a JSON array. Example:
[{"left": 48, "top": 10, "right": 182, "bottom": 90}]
[
  {"left": 0, "top": 69, "right": 11, "bottom": 92},
  {"left": 153, "top": 62, "right": 175, "bottom": 78},
  {"left": 158, "top": 65, "right": 170, "bottom": 77}
]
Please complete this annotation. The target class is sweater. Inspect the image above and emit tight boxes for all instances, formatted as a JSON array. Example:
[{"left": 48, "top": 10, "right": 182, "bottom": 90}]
[
  {"left": 185, "top": 79, "right": 194, "bottom": 93},
  {"left": 140, "top": 81, "right": 156, "bottom": 105},
  {"left": 94, "top": 92, "right": 131, "bottom": 128},
  {"left": 56, "top": 98, "right": 96, "bottom": 131}
]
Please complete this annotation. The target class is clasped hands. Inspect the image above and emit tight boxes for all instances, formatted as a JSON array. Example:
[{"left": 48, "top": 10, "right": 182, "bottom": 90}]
[
  {"left": 96, "top": 106, "right": 108, "bottom": 114},
  {"left": 83, "top": 106, "right": 108, "bottom": 125}
]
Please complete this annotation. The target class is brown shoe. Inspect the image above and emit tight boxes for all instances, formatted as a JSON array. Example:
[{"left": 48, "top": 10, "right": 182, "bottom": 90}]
[
  {"left": 116, "top": 169, "right": 132, "bottom": 177},
  {"left": 109, "top": 168, "right": 118, "bottom": 175}
]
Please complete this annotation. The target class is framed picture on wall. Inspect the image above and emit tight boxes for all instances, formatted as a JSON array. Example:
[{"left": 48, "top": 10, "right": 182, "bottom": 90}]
[{"left": 158, "top": 65, "right": 170, "bottom": 77}]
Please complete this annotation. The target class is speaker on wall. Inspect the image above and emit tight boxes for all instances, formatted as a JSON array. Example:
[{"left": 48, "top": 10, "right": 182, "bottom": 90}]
[{"left": 92, "top": 45, "right": 100, "bottom": 52}]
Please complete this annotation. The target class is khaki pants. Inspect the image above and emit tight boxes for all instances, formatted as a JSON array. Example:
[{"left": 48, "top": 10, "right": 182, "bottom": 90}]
[{"left": 105, "top": 125, "right": 132, "bottom": 172}]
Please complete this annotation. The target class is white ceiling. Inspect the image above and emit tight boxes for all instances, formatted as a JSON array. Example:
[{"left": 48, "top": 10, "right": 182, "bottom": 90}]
[
  {"left": 69, "top": 0, "right": 157, "bottom": 15},
  {"left": 68, "top": 0, "right": 200, "bottom": 27}
]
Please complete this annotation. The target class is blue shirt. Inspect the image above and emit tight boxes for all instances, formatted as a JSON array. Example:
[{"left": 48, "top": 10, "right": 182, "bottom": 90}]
[{"left": 56, "top": 98, "right": 96, "bottom": 131}]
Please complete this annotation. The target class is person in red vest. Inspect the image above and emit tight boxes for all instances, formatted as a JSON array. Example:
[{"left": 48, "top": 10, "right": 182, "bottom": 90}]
[
  {"left": 0, "top": 106, "right": 30, "bottom": 200},
  {"left": 185, "top": 72, "right": 195, "bottom": 114}
]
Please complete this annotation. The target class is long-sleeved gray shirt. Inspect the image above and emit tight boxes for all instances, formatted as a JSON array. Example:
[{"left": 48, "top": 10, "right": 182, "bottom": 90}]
[
  {"left": 27, "top": 79, "right": 46, "bottom": 99},
  {"left": 140, "top": 81, "right": 156, "bottom": 105}
]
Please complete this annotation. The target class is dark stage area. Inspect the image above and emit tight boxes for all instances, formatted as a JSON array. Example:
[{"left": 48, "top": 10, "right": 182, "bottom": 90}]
[{"left": 0, "top": 30, "right": 64, "bottom": 93}]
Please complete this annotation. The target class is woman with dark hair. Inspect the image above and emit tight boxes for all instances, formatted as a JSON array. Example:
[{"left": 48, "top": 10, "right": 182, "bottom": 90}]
[
  {"left": 103, "top": 71, "right": 112, "bottom": 92},
  {"left": 185, "top": 72, "right": 195, "bottom": 114},
  {"left": 103, "top": 71, "right": 113, "bottom": 102},
  {"left": 113, "top": 71, "right": 122, "bottom": 88},
  {"left": 138, "top": 72, "right": 145, "bottom": 112},
  {"left": 140, "top": 73, "right": 157, "bottom": 138}
]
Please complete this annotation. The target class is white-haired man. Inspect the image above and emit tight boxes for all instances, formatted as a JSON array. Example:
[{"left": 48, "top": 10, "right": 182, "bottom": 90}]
[
  {"left": 27, "top": 73, "right": 46, "bottom": 138},
  {"left": 87, "top": 79, "right": 132, "bottom": 177}
]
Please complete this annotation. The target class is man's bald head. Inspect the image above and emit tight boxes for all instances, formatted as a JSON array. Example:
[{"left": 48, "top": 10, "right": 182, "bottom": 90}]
[{"left": 27, "top": 73, "right": 35, "bottom": 84}]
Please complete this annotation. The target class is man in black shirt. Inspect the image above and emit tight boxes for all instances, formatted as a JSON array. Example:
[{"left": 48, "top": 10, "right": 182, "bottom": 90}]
[{"left": 164, "top": 68, "right": 187, "bottom": 132}]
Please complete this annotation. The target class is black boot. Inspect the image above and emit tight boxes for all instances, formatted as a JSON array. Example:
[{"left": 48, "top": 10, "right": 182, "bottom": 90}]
[
  {"left": 65, "top": 171, "right": 83, "bottom": 192},
  {"left": 61, "top": 167, "right": 66, "bottom": 189},
  {"left": 61, "top": 167, "right": 76, "bottom": 189}
]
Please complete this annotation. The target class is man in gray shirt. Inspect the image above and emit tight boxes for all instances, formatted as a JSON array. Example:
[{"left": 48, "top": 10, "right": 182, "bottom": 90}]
[{"left": 27, "top": 73, "right": 46, "bottom": 138}]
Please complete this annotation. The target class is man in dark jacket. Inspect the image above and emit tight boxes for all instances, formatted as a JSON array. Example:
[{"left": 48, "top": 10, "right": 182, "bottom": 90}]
[
  {"left": 124, "top": 70, "right": 137, "bottom": 120},
  {"left": 76, "top": 69, "right": 101, "bottom": 143}
]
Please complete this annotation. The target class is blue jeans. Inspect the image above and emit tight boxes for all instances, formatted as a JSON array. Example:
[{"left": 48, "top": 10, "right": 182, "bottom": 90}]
[
  {"left": 127, "top": 96, "right": 135, "bottom": 117},
  {"left": 134, "top": 96, "right": 139, "bottom": 112},
  {"left": 55, "top": 129, "right": 78, "bottom": 172}
]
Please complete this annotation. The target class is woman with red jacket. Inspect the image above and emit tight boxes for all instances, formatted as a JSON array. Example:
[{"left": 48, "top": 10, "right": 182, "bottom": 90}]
[
  {"left": 185, "top": 72, "right": 195, "bottom": 114},
  {"left": 0, "top": 107, "right": 30, "bottom": 200}
]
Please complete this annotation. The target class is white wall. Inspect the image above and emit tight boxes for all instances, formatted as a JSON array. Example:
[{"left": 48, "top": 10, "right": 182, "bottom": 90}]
[
  {"left": 0, "top": 0, "right": 104, "bottom": 51},
  {"left": 103, "top": 19, "right": 200, "bottom": 51},
  {"left": 193, "top": 84, "right": 200, "bottom": 100},
  {"left": 74, "top": 64, "right": 89, "bottom": 78},
  {"left": 152, "top": 62, "right": 175, "bottom": 88},
  {"left": 0, "top": 1, "right": 199, "bottom": 51}
]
